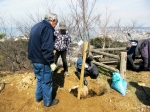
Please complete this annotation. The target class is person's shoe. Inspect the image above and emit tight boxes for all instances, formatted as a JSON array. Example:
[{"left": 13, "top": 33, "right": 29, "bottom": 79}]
[
  {"left": 75, "top": 71, "right": 80, "bottom": 79},
  {"left": 143, "top": 67, "right": 150, "bottom": 71},
  {"left": 50, "top": 99, "right": 59, "bottom": 106},
  {"left": 84, "top": 79, "right": 88, "bottom": 86},
  {"left": 65, "top": 72, "right": 69, "bottom": 77},
  {"left": 36, "top": 99, "right": 42, "bottom": 102}
]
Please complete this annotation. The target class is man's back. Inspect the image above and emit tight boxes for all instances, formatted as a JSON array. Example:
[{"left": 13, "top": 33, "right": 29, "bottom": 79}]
[{"left": 28, "top": 20, "right": 55, "bottom": 64}]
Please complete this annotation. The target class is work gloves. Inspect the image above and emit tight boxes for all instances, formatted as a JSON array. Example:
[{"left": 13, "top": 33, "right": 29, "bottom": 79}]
[
  {"left": 85, "top": 63, "right": 89, "bottom": 69},
  {"left": 50, "top": 63, "right": 57, "bottom": 71}
]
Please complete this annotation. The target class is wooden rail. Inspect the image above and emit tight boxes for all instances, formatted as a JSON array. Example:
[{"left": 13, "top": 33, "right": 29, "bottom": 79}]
[
  {"left": 91, "top": 48, "right": 127, "bottom": 78},
  {"left": 95, "top": 47, "right": 127, "bottom": 51},
  {"left": 91, "top": 49, "right": 120, "bottom": 60}
]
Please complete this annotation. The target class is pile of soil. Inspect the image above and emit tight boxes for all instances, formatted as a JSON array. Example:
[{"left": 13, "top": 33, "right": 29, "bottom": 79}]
[{"left": 0, "top": 66, "right": 150, "bottom": 112}]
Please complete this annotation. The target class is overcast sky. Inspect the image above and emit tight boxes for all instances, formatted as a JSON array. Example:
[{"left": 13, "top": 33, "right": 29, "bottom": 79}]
[{"left": 0, "top": 0, "right": 150, "bottom": 27}]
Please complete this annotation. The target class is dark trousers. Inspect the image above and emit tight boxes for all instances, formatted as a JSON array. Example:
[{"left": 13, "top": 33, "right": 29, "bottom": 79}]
[
  {"left": 54, "top": 50, "right": 68, "bottom": 72},
  {"left": 76, "top": 64, "right": 99, "bottom": 78}
]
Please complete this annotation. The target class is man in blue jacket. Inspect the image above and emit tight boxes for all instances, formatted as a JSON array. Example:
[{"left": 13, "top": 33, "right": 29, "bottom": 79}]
[{"left": 28, "top": 13, "right": 58, "bottom": 107}]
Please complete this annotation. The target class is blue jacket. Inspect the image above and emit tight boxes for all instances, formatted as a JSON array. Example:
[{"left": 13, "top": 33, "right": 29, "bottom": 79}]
[{"left": 28, "top": 20, "right": 55, "bottom": 65}]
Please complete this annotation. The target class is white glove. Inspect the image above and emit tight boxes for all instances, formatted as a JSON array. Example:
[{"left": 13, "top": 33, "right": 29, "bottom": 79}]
[
  {"left": 50, "top": 63, "right": 57, "bottom": 71},
  {"left": 85, "top": 63, "right": 88, "bottom": 69}
]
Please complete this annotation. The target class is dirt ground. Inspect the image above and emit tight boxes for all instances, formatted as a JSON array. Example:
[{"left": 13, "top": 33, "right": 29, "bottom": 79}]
[{"left": 0, "top": 65, "right": 150, "bottom": 112}]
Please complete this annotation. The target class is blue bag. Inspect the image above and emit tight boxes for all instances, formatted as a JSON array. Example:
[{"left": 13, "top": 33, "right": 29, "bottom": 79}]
[{"left": 111, "top": 72, "right": 127, "bottom": 96}]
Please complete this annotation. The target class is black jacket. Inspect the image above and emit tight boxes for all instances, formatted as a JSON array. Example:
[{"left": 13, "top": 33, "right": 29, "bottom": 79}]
[{"left": 28, "top": 20, "right": 55, "bottom": 65}]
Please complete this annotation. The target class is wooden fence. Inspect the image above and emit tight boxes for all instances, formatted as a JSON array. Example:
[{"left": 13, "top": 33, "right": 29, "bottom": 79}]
[{"left": 90, "top": 47, "right": 127, "bottom": 79}]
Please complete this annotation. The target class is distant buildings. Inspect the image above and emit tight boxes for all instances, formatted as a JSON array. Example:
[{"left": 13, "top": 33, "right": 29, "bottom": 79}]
[
  {"left": 94, "top": 27, "right": 150, "bottom": 42},
  {"left": 0, "top": 35, "right": 28, "bottom": 42}
]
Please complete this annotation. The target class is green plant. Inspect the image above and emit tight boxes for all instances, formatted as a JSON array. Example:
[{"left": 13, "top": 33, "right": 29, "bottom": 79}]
[
  {"left": 0, "top": 33, "right": 6, "bottom": 39},
  {"left": 97, "top": 67, "right": 112, "bottom": 77}
]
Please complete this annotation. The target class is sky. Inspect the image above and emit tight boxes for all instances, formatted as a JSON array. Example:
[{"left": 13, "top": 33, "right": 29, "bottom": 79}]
[{"left": 0, "top": 0, "right": 150, "bottom": 27}]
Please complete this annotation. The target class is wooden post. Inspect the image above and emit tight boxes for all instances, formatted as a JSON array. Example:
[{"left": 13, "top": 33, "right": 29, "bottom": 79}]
[
  {"left": 120, "top": 52, "right": 127, "bottom": 79},
  {"left": 77, "top": 42, "right": 88, "bottom": 99}
]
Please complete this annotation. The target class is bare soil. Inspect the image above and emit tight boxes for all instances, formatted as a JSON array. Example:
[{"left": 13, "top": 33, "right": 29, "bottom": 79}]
[{"left": 0, "top": 66, "right": 150, "bottom": 112}]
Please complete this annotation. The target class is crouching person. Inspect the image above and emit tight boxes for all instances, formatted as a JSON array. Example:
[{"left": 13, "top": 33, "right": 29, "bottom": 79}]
[{"left": 75, "top": 54, "right": 99, "bottom": 86}]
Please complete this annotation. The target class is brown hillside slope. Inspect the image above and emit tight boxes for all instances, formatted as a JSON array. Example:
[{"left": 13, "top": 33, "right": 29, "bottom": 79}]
[{"left": 0, "top": 66, "right": 150, "bottom": 112}]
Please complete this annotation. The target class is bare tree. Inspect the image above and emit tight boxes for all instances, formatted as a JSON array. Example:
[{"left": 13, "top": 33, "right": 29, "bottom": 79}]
[
  {"left": 0, "top": 14, "right": 30, "bottom": 71},
  {"left": 13, "top": 0, "right": 56, "bottom": 40},
  {"left": 95, "top": 6, "right": 112, "bottom": 49},
  {"left": 65, "top": 0, "right": 98, "bottom": 43},
  {"left": 94, "top": 5, "right": 144, "bottom": 49},
  {"left": 0, "top": 13, "right": 17, "bottom": 38}
]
